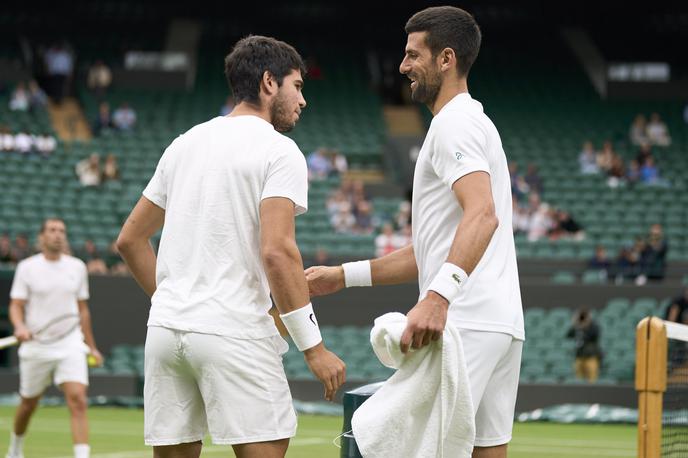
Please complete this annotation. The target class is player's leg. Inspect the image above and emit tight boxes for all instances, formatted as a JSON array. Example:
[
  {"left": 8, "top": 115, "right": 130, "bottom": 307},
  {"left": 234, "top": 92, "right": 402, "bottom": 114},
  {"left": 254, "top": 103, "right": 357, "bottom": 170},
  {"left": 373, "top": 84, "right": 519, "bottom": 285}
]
[
  {"left": 188, "top": 333, "right": 296, "bottom": 456},
  {"left": 144, "top": 327, "right": 207, "bottom": 453},
  {"left": 55, "top": 349, "right": 91, "bottom": 456},
  {"left": 7, "top": 357, "right": 55, "bottom": 458},
  {"left": 457, "top": 328, "right": 522, "bottom": 458},
  {"left": 232, "top": 439, "right": 289, "bottom": 458}
]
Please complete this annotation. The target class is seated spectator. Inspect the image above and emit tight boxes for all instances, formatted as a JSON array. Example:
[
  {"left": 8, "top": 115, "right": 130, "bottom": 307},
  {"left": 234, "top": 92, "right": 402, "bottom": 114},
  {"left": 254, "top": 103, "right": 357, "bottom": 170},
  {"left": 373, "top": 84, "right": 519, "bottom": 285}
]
[
  {"left": 75, "top": 153, "right": 102, "bottom": 187},
  {"left": 596, "top": 141, "right": 615, "bottom": 174},
  {"left": 354, "top": 200, "right": 377, "bottom": 235},
  {"left": 93, "top": 102, "right": 114, "bottom": 135},
  {"left": 307, "top": 147, "right": 333, "bottom": 180},
  {"left": 636, "top": 141, "right": 653, "bottom": 166},
  {"left": 28, "top": 80, "right": 48, "bottom": 111},
  {"left": 0, "top": 126, "right": 15, "bottom": 151},
  {"left": 556, "top": 210, "right": 584, "bottom": 240},
  {"left": 219, "top": 96, "right": 235, "bottom": 116},
  {"left": 0, "top": 234, "right": 16, "bottom": 265},
  {"left": 613, "top": 239, "right": 644, "bottom": 283},
  {"left": 351, "top": 179, "right": 369, "bottom": 204},
  {"left": 626, "top": 159, "right": 641, "bottom": 186},
  {"left": 527, "top": 202, "right": 554, "bottom": 242},
  {"left": 524, "top": 163, "right": 543, "bottom": 195},
  {"left": 395, "top": 200, "right": 411, "bottom": 229},
  {"left": 103, "top": 153, "right": 120, "bottom": 181},
  {"left": 112, "top": 102, "right": 137, "bottom": 131},
  {"left": 639, "top": 156, "right": 663, "bottom": 185},
  {"left": 629, "top": 114, "right": 648, "bottom": 146},
  {"left": 588, "top": 245, "right": 611, "bottom": 279},
  {"left": 509, "top": 162, "right": 529, "bottom": 200},
  {"left": 77, "top": 239, "right": 108, "bottom": 275},
  {"left": 14, "top": 131, "right": 33, "bottom": 154},
  {"left": 326, "top": 189, "right": 349, "bottom": 217},
  {"left": 566, "top": 308, "right": 602, "bottom": 382},
  {"left": 666, "top": 288, "right": 688, "bottom": 325},
  {"left": 12, "top": 234, "right": 31, "bottom": 261},
  {"left": 637, "top": 223, "right": 668, "bottom": 284},
  {"left": 512, "top": 197, "right": 530, "bottom": 236},
  {"left": 87, "top": 60, "right": 112, "bottom": 99},
  {"left": 578, "top": 141, "right": 599, "bottom": 175},
  {"left": 375, "top": 223, "right": 397, "bottom": 257},
  {"left": 607, "top": 153, "right": 626, "bottom": 188},
  {"left": 34, "top": 133, "right": 57, "bottom": 157},
  {"left": 9, "top": 82, "right": 29, "bottom": 111},
  {"left": 331, "top": 202, "right": 356, "bottom": 233},
  {"left": 331, "top": 149, "right": 348, "bottom": 176},
  {"left": 646, "top": 112, "right": 671, "bottom": 146}
]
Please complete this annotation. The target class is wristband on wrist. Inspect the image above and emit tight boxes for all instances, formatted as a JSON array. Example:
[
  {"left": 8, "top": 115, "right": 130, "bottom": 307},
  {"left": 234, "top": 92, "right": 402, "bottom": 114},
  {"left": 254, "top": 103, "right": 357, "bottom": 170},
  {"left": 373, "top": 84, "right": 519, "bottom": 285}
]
[
  {"left": 342, "top": 260, "right": 372, "bottom": 287},
  {"left": 427, "top": 262, "right": 468, "bottom": 304},
  {"left": 279, "top": 303, "right": 322, "bottom": 351}
]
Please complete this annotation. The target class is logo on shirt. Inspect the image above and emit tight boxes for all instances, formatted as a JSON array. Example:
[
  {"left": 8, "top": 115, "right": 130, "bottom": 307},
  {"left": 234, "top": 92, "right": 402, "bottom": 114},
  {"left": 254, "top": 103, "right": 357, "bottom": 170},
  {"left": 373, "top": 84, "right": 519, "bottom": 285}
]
[
  {"left": 309, "top": 313, "right": 317, "bottom": 326},
  {"left": 455, "top": 152, "right": 464, "bottom": 161},
  {"left": 451, "top": 274, "right": 462, "bottom": 286}
]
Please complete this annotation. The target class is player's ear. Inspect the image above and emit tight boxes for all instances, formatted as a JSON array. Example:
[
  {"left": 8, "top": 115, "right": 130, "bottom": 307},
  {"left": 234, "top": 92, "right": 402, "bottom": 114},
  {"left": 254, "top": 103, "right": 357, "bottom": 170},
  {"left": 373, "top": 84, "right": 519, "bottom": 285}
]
[
  {"left": 261, "top": 71, "right": 278, "bottom": 97},
  {"left": 439, "top": 47, "right": 456, "bottom": 73}
]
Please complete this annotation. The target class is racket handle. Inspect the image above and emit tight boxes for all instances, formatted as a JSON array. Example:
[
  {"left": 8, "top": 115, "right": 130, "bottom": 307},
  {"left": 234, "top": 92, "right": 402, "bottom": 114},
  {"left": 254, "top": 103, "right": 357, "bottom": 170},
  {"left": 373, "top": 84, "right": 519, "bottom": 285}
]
[{"left": 0, "top": 336, "right": 19, "bottom": 349}]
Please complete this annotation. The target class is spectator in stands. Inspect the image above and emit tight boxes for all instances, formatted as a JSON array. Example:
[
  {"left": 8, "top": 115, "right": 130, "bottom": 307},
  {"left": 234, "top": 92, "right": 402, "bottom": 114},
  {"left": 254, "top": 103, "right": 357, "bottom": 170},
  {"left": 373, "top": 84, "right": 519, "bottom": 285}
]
[
  {"left": 588, "top": 245, "right": 611, "bottom": 280},
  {"left": 14, "top": 131, "right": 33, "bottom": 154},
  {"left": 596, "top": 141, "right": 614, "bottom": 175},
  {"left": 93, "top": 102, "right": 114, "bottom": 136},
  {"left": 330, "top": 201, "right": 356, "bottom": 233},
  {"left": 646, "top": 112, "right": 671, "bottom": 146},
  {"left": 549, "top": 210, "right": 584, "bottom": 241},
  {"left": 219, "top": 95, "right": 235, "bottom": 116},
  {"left": 512, "top": 196, "right": 530, "bottom": 236},
  {"left": 87, "top": 60, "right": 112, "bottom": 99},
  {"left": 9, "top": 82, "right": 29, "bottom": 111},
  {"left": 566, "top": 308, "right": 602, "bottom": 382},
  {"left": 112, "top": 102, "right": 137, "bottom": 131},
  {"left": 636, "top": 141, "right": 653, "bottom": 166},
  {"left": 524, "top": 163, "right": 543, "bottom": 195},
  {"left": 102, "top": 154, "right": 120, "bottom": 182},
  {"left": 578, "top": 141, "right": 599, "bottom": 175},
  {"left": 34, "top": 133, "right": 57, "bottom": 157},
  {"left": 43, "top": 42, "right": 74, "bottom": 103},
  {"left": 395, "top": 200, "right": 411, "bottom": 229},
  {"left": 0, "top": 126, "right": 15, "bottom": 151},
  {"left": 307, "top": 147, "right": 333, "bottom": 180},
  {"left": 626, "top": 159, "right": 641, "bottom": 187},
  {"left": 75, "top": 153, "right": 102, "bottom": 187},
  {"left": 639, "top": 156, "right": 663, "bottom": 186},
  {"left": 27, "top": 80, "right": 48, "bottom": 111},
  {"left": 354, "top": 200, "right": 377, "bottom": 235},
  {"left": 527, "top": 201, "right": 554, "bottom": 242},
  {"left": 607, "top": 152, "right": 626, "bottom": 188},
  {"left": 329, "top": 149, "right": 348, "bottom": 177},
  {"left": 77, "top": 239, "right": 108, "bottom": 275},
  {"left": 375, "top": 223, "right": 398, "bottom": 257},
  {"left": 637, "top": 223, "right": 668, "bottom": 285},
  {"left": 12, "top": 234, "right": 31, "bottom": 261},
  {"left": 666, "top": 288, "right": 688, "bottom": 325},
  {"left": 0, "top": 234, "right": 16, "bottom": 265},
  {"left": 326, "top": 189, "right": 349, "bottom": 217},
  {"left": 629, "top": 114, "right": 648, "bottom": 146},
  {"left": 351, "top": 179, "right": 369, "bottom": 205},
  {"left": 509, "top": 162, "right": 528, "bottom": 200}
]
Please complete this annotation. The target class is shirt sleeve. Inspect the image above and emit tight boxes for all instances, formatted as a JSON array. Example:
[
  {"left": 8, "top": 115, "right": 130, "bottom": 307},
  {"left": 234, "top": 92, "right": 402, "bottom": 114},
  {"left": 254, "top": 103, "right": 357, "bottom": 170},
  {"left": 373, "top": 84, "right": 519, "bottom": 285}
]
[
  {"left": 430, "top": 114, "right": 490, "bottom": 190},
  {"left": 261, "top": 141, "right": 308, "bottom": 215},
  {"left": 9, "top": 262, "right": 28, "bottom": 300},
  {"left": 77, "top": 261, "right": 90, "bottom": 301},
  {"left": 142, "top": 149, "right": 169, "bottom": 209}
]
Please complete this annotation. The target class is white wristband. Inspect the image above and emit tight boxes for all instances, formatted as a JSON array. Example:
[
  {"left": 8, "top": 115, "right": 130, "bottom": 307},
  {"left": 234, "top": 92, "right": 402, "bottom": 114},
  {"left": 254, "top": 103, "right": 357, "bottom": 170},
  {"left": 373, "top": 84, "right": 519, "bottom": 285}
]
[
  {"left": 427, "top": 263, "right": 468, "bottom": 304},
  {"left": 342, "top": 260, "right": 372, "bottom": 287},
  {"left": 279, "top": 303, "right": 322, "bottom": 351}
]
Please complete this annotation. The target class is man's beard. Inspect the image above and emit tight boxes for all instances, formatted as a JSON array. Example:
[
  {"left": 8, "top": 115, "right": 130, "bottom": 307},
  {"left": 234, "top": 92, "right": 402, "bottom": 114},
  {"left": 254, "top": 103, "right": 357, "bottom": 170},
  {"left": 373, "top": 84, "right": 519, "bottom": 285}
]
[
  {"left": 410, "top": 69, "right": 442, "bottom": 106},
  {"left": 270, "top": 92, "right": 296, "bottom": 133}
]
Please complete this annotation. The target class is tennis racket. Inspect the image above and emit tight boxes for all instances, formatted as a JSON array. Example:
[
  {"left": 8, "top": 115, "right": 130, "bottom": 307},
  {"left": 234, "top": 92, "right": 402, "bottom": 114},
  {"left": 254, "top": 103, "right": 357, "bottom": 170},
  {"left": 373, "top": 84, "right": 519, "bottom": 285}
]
[{"left": 0, "top": 313, "right": 81, "bottom": 349}]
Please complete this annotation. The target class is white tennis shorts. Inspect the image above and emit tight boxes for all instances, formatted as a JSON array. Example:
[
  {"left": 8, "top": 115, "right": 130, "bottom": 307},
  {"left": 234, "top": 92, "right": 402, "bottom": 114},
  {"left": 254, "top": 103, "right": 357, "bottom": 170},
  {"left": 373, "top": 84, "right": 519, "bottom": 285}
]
[
  {"left": 144, "top": 326, "right": 297, "bottom": 446},
  {"left": 457, "top": 327, "right": 523, "bottom": 447},
  {"left": 19, "top": 352, "right": 89, "bottom": 398}
]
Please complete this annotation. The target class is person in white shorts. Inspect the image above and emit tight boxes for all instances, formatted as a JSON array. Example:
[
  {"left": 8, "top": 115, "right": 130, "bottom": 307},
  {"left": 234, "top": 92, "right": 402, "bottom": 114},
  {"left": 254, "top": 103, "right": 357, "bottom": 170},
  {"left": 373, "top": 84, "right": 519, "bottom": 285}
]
[
  {"left": 6, "top": 218, "right": 103, "bottom": 458},
  {"left": 306, "top": 7, "right": 524, "bottom": 457},
  {"left": 116, "top": 35, "right": 346, "bottom": 458}
]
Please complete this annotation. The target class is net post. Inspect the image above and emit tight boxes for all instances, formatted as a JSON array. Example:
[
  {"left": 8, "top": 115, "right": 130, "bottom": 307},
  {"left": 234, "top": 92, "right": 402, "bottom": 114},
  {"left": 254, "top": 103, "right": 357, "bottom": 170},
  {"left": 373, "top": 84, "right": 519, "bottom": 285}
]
[{"left": 636, "top": 317, "right": 667, "bottom": 458}]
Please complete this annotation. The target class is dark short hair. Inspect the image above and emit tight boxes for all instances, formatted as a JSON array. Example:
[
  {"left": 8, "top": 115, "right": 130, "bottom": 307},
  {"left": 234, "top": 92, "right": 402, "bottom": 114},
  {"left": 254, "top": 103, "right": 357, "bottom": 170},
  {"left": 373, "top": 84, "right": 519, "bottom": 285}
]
[
  {"left": 405, "top": 6, "right": 481, "bottom": 77},
  {"left": 224, "top": 35, "right": 306, "bottom": 105},
  {"left": 40, "top": 217, "right": 65, "bottom": 233}
]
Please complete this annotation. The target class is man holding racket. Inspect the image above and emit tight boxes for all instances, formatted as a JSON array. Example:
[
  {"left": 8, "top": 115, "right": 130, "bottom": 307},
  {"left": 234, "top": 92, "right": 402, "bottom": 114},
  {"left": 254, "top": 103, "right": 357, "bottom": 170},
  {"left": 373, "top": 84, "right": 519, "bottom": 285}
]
[{"left": 6, "top": 218, "right": 103, "bottom": 458}]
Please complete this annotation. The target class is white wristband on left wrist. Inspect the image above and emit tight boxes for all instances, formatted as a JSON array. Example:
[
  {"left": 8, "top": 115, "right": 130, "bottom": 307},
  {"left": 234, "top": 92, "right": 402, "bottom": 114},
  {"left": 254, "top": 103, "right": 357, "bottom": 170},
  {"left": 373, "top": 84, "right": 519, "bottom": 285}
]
[
  {"left": 427, "top": 263, "right": 468, "bottom": 304},
  {"left": 279, "top": 303, "right": 322, "bottom": 351}
]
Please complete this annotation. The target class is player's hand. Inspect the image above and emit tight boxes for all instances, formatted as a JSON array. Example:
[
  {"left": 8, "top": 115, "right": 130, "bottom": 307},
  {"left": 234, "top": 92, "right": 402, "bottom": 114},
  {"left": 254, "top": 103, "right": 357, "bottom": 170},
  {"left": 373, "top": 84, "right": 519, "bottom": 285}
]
[
  {"left": 400, "top": 291, "right": 449, "bottom": 354},
  {"left": 13, "top": 325, "right": 31, "bottom": 342},
  {"left": 304, "top": 265, "right": 345, "bottom": 297},
  {"left": 89, "top": 348, "right": 105, "bottom": 367},
  {"left": 303, "top": 343, "right": 346, "bottom": 401}
]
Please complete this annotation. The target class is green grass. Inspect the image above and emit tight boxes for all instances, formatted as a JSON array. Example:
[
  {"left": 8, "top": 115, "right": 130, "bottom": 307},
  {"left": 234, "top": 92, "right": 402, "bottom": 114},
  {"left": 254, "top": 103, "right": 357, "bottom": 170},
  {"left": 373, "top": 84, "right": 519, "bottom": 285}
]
[{"left": 0, "top": 406, "right": 636, "bottom": 457}]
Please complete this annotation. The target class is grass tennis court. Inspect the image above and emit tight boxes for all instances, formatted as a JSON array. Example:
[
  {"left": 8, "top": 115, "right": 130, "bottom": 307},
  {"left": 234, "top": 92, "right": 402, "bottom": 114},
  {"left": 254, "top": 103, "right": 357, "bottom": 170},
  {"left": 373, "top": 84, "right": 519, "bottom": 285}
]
[{"left": 0, "top": 406, "right": 635, "bottom": 457}]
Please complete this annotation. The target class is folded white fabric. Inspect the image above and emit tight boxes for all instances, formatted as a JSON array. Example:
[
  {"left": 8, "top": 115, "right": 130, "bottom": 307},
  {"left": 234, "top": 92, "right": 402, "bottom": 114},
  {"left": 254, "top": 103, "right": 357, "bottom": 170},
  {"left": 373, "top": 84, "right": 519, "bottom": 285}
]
[{"left": 352, "top": 312, "right": 475, "bottom": 458}]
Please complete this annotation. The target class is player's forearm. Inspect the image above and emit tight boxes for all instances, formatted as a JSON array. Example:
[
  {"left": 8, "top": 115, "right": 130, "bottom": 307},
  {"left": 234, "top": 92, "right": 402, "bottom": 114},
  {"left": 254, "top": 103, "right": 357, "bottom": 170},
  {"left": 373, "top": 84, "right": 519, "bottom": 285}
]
[
  {"left": 262, "top": 240, "right": 310, "bottom": 314},
  {"left": 446, "top": 208, "right": 498, "bottom": 274},
  {"left": 370, "top": 244, "right": 418, "bottom": 285},
  {"left": 79, "top": 307, "right": 98, "bottom": 349},
  {"left": 8, "top": 301, "right": 26, "bottom": 330},
  {"left": 117, "top": 240, "right": 157, "bottom": 297}
]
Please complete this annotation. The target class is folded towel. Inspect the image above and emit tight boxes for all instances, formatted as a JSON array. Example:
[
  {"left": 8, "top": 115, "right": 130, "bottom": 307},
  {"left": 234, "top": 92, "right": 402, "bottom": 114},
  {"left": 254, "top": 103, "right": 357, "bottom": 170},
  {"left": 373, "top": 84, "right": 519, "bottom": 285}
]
[{"left": 352, "top": 312, "right": 475, "bottom": 458}]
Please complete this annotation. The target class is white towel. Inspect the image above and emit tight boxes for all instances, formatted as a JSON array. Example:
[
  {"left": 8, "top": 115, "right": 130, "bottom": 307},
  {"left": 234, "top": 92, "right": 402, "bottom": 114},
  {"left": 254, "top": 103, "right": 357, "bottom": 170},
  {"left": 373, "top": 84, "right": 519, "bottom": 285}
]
[{"left": 352, "top": 312, "right": 475, "bottom": 458}]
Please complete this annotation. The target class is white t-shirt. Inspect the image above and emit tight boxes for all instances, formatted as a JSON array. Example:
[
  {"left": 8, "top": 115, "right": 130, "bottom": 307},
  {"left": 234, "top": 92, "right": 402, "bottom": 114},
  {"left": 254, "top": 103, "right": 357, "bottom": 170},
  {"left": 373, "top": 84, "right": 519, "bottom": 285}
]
[
  {"left": 10, "top": 254, "right": 89, "bottom": 359},
  {"left": 412, "top": 93, "right": 525, "bottom": 340},
  {"left": 143, "top": 115, "right": 308, "bottom": 339}
]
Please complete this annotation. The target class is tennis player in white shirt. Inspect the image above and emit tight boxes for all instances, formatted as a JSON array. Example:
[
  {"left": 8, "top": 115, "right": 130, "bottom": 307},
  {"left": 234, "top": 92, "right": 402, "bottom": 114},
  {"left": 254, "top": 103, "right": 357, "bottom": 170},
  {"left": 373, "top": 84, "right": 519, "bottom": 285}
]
[
  {"left": 117, "top": 36, "right": 345, "bottom": 458},
  {"left": 306, "top": 7, "right": 524, "bottom": 458},
  {"left": 6, "top": 218, "right": 103, "bottom": 458}
]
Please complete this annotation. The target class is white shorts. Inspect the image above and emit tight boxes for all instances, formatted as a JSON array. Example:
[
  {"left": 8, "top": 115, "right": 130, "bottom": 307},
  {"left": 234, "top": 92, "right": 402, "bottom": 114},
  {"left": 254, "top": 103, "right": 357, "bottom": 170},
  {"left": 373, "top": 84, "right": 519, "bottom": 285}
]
[
  {"left": 19, "top": 352, "right": 89, "bottom": 398},
  {"left": 457, "top": 328, "right": 523, "bottom": 447},
  {"left": 144, "top": 326, "right": 297, "bottom": 446}
]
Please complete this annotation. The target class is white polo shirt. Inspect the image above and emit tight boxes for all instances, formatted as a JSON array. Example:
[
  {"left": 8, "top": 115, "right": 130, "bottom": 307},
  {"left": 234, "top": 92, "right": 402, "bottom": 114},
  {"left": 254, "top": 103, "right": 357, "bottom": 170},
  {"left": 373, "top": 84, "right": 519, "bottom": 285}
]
[
  {"left": 412, "top": 93, "right": 524, "bottom": 340},
  {"left": 10, "top": 254, "right": 89, "bottom": 359},
  {"left": 143, "top": 115, "right": 308, "bottom": 339}
]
